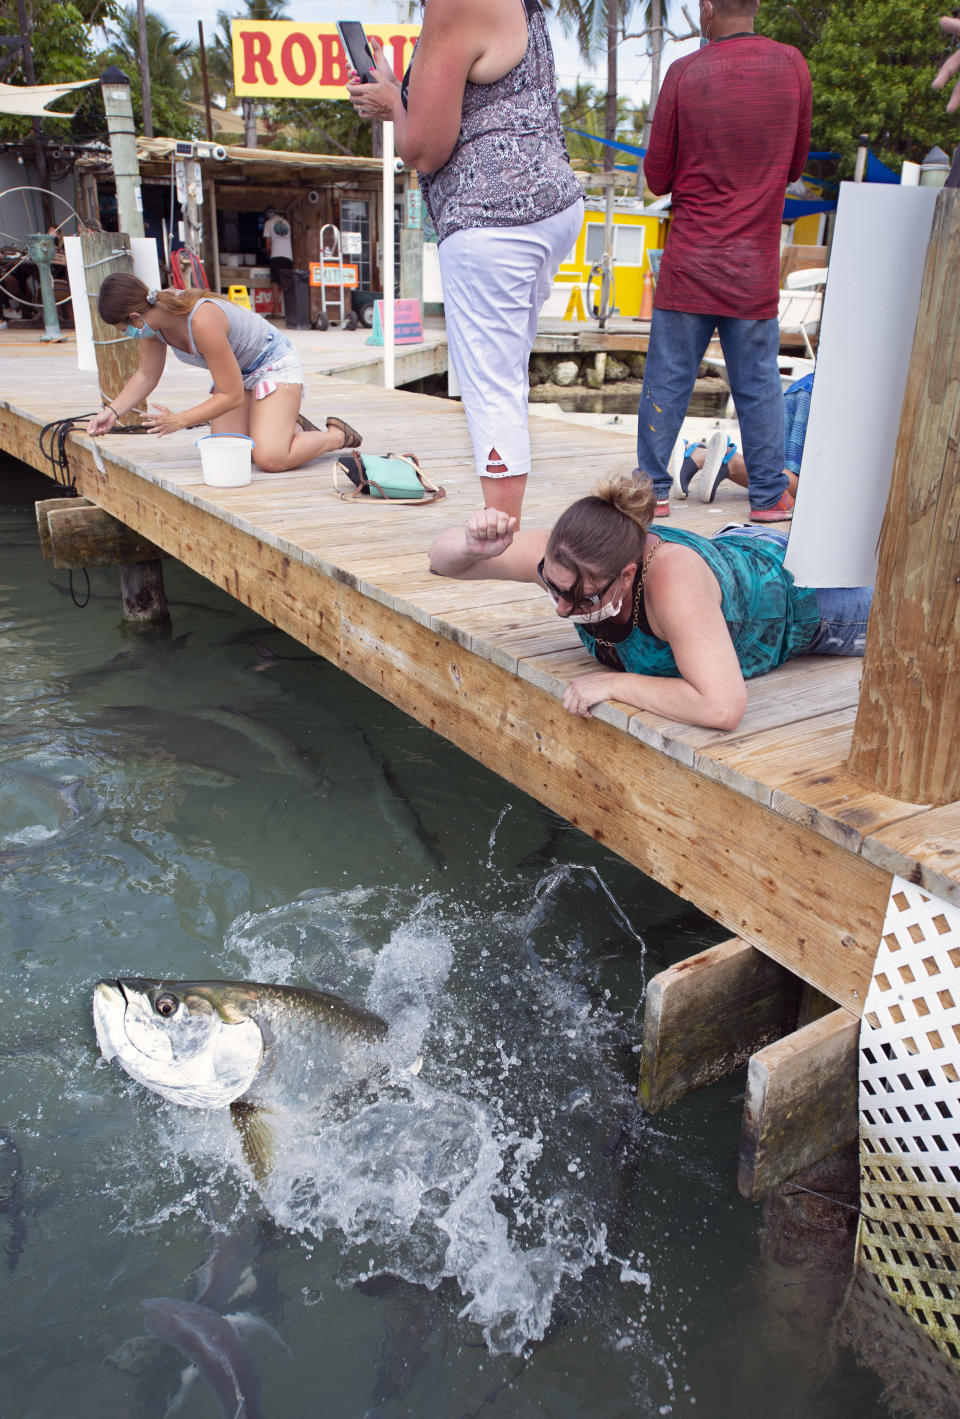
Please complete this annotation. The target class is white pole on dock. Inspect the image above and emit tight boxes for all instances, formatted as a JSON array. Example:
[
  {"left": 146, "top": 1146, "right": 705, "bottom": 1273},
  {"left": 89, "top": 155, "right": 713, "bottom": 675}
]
[{"left": 382, "top": 122, "right": 395, "bottom": 390}]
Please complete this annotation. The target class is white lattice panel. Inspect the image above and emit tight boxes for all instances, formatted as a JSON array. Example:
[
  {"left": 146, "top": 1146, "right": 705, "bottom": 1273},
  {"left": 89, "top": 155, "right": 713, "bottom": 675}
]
[{"left": 858, "top": 876, "right": 960, "bottom": 1366}]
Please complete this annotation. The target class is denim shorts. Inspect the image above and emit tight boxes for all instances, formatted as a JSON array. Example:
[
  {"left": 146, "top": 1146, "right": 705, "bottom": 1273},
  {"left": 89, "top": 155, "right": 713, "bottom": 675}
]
[{"left": 713, "top": 524, "right": 872, "bottom": 657}]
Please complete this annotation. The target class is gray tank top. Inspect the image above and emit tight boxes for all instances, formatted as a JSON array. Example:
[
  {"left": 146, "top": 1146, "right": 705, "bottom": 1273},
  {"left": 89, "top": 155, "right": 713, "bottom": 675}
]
[
  {"left": 411, "top": 0, "right": 584, "bottom": 243},
  {"left": 162, "top": 298, "right": 292, "bottom": 378}
]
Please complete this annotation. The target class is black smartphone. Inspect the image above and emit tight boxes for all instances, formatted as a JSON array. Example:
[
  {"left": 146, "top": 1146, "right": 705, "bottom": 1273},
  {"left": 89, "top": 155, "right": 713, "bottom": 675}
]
[{"left": 337, "top": 20, "right": 376, "bottom": 82}]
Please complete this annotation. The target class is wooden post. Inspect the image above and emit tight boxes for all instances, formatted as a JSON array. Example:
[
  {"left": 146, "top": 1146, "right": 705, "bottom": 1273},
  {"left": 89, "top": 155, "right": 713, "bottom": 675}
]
[
  {"left": 738, "top": 1008, "right": 859, "bottom": 1200},
  {"left": 38, "top": 500, "right": 170, "bottom": 627},
  {"left": 638, "top": 938, "right": 802, "bottom": 1112},
  {"left": 847, "top": 187, "right": 960, "bottom": 805},
  {"left": 118, "top": 561, "right": 170, "bottom": 627},
  {"left": 79, "top": 230, "right": 142, "bottom": 426}
]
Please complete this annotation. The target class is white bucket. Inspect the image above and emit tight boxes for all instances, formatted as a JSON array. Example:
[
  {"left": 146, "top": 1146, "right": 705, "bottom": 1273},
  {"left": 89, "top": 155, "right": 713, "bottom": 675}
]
[{"left": 196, "top": 435, "right": 254, "bottom": 487}]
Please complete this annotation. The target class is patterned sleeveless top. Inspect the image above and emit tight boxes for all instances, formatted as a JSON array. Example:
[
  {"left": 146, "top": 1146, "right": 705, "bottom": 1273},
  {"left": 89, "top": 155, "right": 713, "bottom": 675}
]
[
  {"left": 576, "top": 525, "right": 822, "bottom": 680},
  {"left": 403, "top": 0, "right": 584, "bottom": 243}
]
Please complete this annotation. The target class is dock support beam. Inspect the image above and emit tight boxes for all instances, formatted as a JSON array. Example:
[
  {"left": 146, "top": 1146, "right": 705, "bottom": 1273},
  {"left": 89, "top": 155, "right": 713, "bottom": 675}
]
[
  {"left": 639, "top": 937, "right": 802, "bottom": 1112},
  {"left": 36, "top": 498, "right": 170, "bottom": 628},
  {"left": 640, "top": 938, "right": 859, "bottom": 1199}
]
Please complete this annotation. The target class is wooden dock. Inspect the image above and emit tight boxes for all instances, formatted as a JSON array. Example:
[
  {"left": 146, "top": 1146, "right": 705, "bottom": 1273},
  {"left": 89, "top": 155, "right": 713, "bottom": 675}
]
[
  {"left": 3, "top": 329, "right": 955, "bottom": 1002},
  {"left": 4, "top": 324, "right": 960, "bottom": 1204}
]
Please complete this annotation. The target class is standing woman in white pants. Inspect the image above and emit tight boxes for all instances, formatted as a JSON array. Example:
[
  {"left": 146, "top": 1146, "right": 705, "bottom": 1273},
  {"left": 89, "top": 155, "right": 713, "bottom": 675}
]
[{"left": 348, "top": 0, "right": 584, "bottom": 525}]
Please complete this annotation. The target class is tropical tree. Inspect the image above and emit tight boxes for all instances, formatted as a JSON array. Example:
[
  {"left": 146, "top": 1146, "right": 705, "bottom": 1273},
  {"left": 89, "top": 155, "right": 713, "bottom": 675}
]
[
  {"left": 102, "top": 5, "right": 199, "bottom": 138},
  {"left": 757, "top": 0, "right": 959, "bottom": 174},
  {"left": 210, "top": 0, "right": 290, "bottom": 147},
  {"left": 555, "top": 0, "right": 638, "bottom": 171},
  {"left": 0, "top": 0, "right": 116, "bottom": 143},
  {"left": 558, "top": 79, "right": 645, "bottom": 171}
]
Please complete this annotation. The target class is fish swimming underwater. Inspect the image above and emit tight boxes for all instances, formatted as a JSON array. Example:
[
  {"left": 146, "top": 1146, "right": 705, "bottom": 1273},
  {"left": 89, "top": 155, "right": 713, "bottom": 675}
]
[
  {"left": 93, "top": 978, "right": 389, "bottom": 1178},
  {"left": 142, "top": 1298, "right": 266, "bottom": 1419}
]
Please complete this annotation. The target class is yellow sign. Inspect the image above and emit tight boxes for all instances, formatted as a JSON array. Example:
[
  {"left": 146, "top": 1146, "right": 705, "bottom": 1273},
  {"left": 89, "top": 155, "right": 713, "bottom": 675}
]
[
  {"left": 309, "top": 263, "right": 359, "bottom": 288},
  {"left": 232, "top": 20, "right": 420, "bottom": 100}
]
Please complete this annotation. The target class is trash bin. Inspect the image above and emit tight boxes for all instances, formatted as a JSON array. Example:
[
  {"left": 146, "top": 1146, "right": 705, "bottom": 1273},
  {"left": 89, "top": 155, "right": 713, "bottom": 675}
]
[{"left": 285, "top": 269, "right": 311, "bottom": 329}]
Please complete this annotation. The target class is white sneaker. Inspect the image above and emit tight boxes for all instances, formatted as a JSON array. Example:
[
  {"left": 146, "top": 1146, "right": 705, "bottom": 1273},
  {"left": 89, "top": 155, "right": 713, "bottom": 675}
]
[
  {"left": 699, "top": 430, "right": 730, "bottom": 504},
  {"left": 668, "top": 434, "right": 688, "bottom": 499}
]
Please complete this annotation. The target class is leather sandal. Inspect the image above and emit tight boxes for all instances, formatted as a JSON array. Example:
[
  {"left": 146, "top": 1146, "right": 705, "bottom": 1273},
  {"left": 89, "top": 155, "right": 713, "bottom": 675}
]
[
  {"left": 296, "top": 412, "right": 321, "bottom": 432},
  {"left": 326, "top": 416, "right": 362, "bottom": 449}
]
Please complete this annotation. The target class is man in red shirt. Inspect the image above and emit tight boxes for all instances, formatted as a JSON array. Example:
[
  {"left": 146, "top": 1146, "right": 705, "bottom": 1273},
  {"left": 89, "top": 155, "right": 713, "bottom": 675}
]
[{"left": 635, "top": 0, "right": 811, "bottom": 521}]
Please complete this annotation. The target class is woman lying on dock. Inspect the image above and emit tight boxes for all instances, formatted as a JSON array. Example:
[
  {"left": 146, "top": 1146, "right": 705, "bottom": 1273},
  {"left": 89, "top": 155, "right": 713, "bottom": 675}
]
[
  {"left": 429, "top": 472, "right": 872, "bottom": 731},
  {"left": 85, "top": 274, "right": 362, "bottom": 471}
]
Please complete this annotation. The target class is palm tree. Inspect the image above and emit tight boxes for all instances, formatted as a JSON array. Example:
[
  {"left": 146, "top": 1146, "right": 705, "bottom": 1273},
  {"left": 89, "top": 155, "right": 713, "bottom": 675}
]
[
  {"left": 555, "top": 0, "right": 638, "bottom": 173},
  {"left": 211, "top": 0, "right": 290, "bottom": 147},
  {"left": 106, "top": 6, "right": 197, "bottom": 136},
  {"left": 558, "top": 80, "right": 645, "bottom": 172}
]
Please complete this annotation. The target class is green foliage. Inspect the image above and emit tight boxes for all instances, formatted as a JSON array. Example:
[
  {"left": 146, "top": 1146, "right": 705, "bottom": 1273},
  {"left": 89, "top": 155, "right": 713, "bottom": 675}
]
[
  {"left": 757, "top": 0, "right": 960, "bottom": 173},
  {"left": 259, "top": 99, "right": 373, "bottom": 156},
  {"left": 558, "top": 79, "right": 645, "bottom": 168},
  {"left": 0, "top": 0, "right": 117, "bottom": 141},
  {"left": 102, "top": 6, "right": 201, "bottom": 140}
]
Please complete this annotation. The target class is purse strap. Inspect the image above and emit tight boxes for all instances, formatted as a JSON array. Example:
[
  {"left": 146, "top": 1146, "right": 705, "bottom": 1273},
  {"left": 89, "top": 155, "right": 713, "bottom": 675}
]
[{"left": 332, "top": 452, "right": 446, "bottom": 506}]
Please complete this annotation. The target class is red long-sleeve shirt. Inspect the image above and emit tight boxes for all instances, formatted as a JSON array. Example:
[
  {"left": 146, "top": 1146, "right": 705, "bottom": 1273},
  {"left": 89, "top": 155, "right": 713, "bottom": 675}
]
[{"left": 645, "top": 35, "right": 811, "bottom": 320}]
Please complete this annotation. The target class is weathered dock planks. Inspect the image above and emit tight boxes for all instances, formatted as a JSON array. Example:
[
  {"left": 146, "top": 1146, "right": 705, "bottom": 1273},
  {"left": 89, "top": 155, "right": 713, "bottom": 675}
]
[{"left": 1, "top": 330, "right": 957, "bottom": 1021}]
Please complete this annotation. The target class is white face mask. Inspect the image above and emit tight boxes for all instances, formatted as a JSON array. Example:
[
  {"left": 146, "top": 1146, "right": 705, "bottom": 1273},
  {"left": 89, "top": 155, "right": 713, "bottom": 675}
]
[{"left": 569, "top": 595, "right": 624, "bottom": 626}]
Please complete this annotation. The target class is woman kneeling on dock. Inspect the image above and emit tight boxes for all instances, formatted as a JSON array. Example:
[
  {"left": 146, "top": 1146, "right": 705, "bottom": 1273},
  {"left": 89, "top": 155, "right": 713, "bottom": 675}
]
[
  {"left": 429, "top": 473, "right": 872, "bottom": 732},
  {"left": 85, "top": 274, "right": 361, "bottom": 471}
]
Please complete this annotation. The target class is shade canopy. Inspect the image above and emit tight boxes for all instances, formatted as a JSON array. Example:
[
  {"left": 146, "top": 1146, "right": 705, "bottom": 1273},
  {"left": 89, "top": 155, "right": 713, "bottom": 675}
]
[{"left": 0, "top": 79, "right": 96, "bottom": 119}]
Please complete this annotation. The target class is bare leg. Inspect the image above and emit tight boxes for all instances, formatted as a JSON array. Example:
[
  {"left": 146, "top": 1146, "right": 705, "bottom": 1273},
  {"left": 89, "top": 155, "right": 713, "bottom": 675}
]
[
  {"left": 248, "top": 384, "right": 348, "bottom": 472},
  {"left": 689, "top": 448, "right": 797, "bottom": 497},
  {"left": 481, "top": 472, "right": 526, "bottom": 525},
  {"left": 210, "top": 394, "right": 251, "bottom": 436}
]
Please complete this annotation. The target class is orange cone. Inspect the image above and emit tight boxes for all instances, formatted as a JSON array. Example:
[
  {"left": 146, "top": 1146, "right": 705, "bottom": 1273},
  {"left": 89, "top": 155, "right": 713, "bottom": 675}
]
[{"left": 639, "top": 269, "right": 654, "bottom": 321}]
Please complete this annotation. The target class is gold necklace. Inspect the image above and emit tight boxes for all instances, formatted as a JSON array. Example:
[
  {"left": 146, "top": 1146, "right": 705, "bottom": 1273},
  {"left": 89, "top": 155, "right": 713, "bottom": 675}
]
[{"left": 591, "top": 535, "right": 662, "bottom": 647}]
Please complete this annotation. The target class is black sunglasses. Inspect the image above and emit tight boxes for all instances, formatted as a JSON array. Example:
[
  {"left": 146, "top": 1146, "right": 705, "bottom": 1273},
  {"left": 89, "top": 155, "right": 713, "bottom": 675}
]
[{"left": 536, "top": 557, "right": 620, "bottom": 610}]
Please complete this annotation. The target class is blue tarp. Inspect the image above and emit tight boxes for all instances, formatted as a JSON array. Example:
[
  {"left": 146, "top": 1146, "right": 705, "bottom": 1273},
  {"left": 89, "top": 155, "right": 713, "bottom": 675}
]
[
  {"left": 865, "top": 149, "right": 899, "bottom": 184},
  {"left": 567, "top": 132, "right": 900, "bottom": 215},
  {"left": 566, "top": 127, "right": 647, "bottom": 159}
]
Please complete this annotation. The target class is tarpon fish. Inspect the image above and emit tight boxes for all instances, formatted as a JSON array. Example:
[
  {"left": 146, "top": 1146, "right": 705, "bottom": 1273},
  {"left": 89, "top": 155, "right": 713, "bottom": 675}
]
[
  {"left": 93, "top": 978, "right": 388, "bottom": 1178},
  {"left": 142, "top": 1298, "right": 265, "bottom": 1419}
]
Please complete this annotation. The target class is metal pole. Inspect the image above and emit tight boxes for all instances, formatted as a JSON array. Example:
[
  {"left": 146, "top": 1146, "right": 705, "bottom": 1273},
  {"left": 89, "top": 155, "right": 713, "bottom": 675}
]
[
  {"left": 15, "top": 0, "right": 51, "bottom": 227},
  {"left": 100, "top": 67, "right": 146, "bottom": 240},
  {"left": 600, "top": 175, "right": 615, "bottom": 329},
  {"left": 25, "top": 232, "right": 62, "bottom": 341},
  {"left": 382, "top": 122, "right": 395, "bottom": 390}
]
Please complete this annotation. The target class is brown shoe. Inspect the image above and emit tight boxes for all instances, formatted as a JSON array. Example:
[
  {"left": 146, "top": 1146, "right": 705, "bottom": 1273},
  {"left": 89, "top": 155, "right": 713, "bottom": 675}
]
[
  {"left": 326, "top": 416, "right": 362, "bottom": 449},
  {"left": 296, "top": 412, "right": 321, "bottom": 432}
]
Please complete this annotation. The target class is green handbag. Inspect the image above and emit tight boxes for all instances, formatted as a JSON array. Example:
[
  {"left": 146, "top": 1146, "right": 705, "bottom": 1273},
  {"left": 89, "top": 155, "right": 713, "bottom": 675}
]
[{"left": 333, "top": 452, "right": 445, "bottom": 505}]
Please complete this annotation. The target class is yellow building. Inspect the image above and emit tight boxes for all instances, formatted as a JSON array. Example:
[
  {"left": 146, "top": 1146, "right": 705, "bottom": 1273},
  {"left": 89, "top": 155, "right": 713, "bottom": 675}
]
[{"left": 555, "top": 203, "right": 670, "bottom": 319}]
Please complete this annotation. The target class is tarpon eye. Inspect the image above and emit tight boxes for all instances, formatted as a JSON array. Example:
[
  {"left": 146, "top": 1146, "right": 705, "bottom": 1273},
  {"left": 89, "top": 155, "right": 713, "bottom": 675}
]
[{"left": 154, "top": 992, "right": 180, "bottom": 1018}]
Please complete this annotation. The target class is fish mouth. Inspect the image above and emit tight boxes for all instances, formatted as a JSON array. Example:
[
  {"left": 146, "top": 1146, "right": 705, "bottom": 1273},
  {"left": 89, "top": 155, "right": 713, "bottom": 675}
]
[{"left": 92, "top": 979, "right": 126, "bottom": 1061}]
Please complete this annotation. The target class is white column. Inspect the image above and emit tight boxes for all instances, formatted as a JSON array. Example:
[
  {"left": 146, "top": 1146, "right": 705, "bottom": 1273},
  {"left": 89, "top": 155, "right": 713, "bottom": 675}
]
[{"left": 382, "top": 122, "right": 395, "bottom": 390}]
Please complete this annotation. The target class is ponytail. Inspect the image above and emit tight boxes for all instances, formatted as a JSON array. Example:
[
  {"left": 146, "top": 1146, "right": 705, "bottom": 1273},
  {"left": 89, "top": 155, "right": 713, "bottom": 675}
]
[
  {"left": 546, "top": 472, "right": 655, "bottom": 596},
  {"left": 97, "top": 271, "right": 231, "bottom": 325}
]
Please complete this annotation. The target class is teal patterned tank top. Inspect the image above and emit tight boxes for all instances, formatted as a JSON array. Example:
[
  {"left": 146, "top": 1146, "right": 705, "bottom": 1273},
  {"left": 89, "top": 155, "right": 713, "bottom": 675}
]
[{"left": 576, "top": 525, "right": 821, "bottom": 680}]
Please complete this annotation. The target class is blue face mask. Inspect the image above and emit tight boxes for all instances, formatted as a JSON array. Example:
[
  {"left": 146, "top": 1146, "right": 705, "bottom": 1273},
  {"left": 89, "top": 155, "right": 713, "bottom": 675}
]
[{"left": 125, "top": 319, "right": 157, "bottom": 339}]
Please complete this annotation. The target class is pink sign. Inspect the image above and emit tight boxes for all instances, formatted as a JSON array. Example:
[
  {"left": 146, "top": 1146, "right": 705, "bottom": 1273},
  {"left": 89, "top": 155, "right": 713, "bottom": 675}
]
[{"left": 371, "top": 298, "right": 423, "bottom": 345}]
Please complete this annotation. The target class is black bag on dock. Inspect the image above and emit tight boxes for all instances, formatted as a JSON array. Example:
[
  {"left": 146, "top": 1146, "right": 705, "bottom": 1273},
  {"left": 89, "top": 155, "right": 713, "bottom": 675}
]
[{"left": 333, "top": 452, "right": 445, "bottom": 505}]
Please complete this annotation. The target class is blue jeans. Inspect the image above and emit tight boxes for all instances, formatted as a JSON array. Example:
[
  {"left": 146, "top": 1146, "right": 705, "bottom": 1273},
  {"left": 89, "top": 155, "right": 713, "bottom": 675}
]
[
  {"left": 715, "top": 526, "right": 873, "bottom": 657},
  {"left": 636, "top": 308, "right": 789, "bottom": 510},
  {"left": 807, "top": 585, "right": 873, "bottom": 656}
]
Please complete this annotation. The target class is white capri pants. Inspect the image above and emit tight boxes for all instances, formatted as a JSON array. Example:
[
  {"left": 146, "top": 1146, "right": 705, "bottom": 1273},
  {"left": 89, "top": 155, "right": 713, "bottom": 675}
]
[{"left": 438, "top": 199, "right": 584, "bottom": 481}]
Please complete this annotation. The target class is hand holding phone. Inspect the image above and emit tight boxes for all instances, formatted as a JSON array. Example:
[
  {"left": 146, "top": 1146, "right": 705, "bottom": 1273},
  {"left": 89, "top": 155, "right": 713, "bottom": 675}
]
[{"left": 337, "top": 20, "right": 376, "bottom": 82}]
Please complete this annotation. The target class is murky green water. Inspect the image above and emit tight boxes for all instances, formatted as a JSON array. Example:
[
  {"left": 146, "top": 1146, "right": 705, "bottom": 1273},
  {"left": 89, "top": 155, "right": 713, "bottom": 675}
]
[{"left": 0, "top": 457, "right": 899, "bottom": 1418}]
